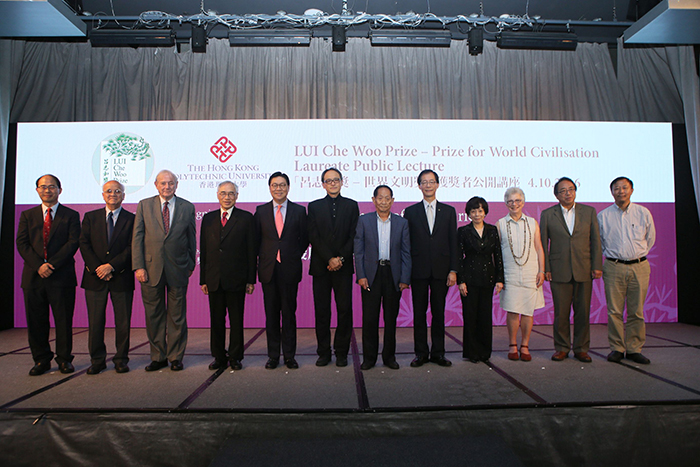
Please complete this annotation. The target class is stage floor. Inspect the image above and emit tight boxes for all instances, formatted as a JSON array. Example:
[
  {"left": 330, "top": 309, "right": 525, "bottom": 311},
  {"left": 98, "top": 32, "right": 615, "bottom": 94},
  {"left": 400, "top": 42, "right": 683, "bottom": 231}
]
[{"left": 1, "top": 323, "right": 699, "bottom": 411}]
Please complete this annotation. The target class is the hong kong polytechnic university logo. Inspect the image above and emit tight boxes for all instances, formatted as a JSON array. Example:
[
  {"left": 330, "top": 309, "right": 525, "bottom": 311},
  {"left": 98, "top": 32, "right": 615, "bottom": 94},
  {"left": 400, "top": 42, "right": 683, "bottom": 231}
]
[
  {"left": 211, "top": 136, "right": 237, "bottom": 163},
  {"left": 93, "top": 132, "right": 154, "bottom": 194}
]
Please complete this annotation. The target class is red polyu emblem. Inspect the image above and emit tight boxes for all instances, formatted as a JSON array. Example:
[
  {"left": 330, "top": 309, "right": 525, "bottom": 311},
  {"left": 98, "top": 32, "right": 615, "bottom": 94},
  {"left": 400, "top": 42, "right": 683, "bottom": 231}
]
[{"left": 211, "top": 137, "right": 237, "bottom": 163}]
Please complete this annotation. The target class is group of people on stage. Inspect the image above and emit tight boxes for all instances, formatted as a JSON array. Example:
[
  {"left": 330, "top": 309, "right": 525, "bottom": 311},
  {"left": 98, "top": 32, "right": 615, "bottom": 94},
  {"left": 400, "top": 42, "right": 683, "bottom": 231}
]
[{"left": 17, "top": 168, "right": 655, "bottom": 377}]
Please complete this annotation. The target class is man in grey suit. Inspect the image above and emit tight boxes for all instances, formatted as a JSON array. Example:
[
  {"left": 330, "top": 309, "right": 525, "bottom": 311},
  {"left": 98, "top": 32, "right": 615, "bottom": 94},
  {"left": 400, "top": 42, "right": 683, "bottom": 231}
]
[
  {"left": 133, "top": 169, "right": 196, "bottom": 371},
  {"left": 354, "top": 186, "right": 411, "bottom": 370},
  {"left": 540, "top": 177, "right": 602, "bottom": 363}
]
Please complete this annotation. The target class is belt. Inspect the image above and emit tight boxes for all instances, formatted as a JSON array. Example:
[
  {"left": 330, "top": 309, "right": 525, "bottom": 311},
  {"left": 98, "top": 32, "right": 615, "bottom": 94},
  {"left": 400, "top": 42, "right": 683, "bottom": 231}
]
[
  {"left": 606, "top": 256, "right": 646, "bottom": 265},
  {"left": 378, "top": 259, "right": 391, "bottom": 266}
]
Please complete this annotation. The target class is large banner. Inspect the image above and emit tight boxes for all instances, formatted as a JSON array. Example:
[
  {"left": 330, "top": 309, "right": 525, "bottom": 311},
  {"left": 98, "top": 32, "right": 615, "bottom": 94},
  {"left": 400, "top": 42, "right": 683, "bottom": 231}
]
[{"left": 14, "top": 119, "right": 676, "bottom": 328}]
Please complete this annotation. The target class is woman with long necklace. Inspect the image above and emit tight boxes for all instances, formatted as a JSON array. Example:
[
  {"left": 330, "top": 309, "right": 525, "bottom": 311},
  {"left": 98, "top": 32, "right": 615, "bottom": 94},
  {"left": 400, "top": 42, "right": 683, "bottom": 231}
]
[
  {"left": 457, "top": 197, "right": 504, "bottom": 363},
  {"left": 497, "top": 187, "right": 545, "bottom": 362}
]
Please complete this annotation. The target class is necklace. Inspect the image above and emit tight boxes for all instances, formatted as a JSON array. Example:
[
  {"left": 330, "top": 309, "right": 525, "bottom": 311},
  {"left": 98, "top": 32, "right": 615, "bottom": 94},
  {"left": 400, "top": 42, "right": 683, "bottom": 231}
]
[{"left": 506, "top": 216, "right": 532, "bottom": 266}]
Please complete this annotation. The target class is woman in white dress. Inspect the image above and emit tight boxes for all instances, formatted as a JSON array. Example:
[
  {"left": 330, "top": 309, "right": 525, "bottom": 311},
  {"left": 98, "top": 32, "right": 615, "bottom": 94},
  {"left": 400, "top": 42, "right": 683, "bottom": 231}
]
[{"left": 497, "top": 187, "right": 545, "bottom": 362}]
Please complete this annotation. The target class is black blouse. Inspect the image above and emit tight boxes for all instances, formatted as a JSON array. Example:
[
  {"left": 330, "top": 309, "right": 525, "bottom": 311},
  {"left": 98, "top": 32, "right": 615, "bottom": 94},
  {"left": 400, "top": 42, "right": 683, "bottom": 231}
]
[{"left": 457, "top": 222, "right": 505, "bottom": 288}]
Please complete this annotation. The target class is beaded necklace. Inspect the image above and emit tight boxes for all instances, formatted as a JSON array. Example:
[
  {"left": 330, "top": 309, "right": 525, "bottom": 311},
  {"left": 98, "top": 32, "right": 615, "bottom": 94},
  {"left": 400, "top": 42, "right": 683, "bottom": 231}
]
[{"left": 506, "top": 215, "right": 531, "bottom": 266}]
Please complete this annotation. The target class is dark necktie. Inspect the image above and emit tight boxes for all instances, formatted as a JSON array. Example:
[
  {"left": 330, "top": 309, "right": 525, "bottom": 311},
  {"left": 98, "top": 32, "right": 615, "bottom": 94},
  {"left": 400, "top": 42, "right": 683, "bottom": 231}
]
[
  {"left": 43, "top": 208, "right": 52, "bottom": 260},
  {"left": 107, "top": 211, "right": 114, "bottom": 244},
  {"left": 162, "top": 201, "right": 170, "bottom": 235}
]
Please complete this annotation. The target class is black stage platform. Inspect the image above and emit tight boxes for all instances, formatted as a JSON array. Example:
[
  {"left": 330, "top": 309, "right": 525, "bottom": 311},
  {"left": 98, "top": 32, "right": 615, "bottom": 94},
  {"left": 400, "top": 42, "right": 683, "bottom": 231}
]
[{"left": 1, "top": 324, "right": 699, "bottom": 466}]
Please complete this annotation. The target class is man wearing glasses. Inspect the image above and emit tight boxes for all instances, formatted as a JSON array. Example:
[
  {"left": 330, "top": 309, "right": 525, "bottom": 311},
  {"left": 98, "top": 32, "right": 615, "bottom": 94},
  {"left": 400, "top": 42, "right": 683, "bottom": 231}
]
[
  {"left": 17, "top": 174, "right": 80, "bottom": 375},
  {"left": 308, "top": 168, "right": 359, "bottom": 367},
  {"left": 200, "top": 181, "right": 256, "bottom": 371},
  {"left": 79, "top": 180, "right": 135, "bottom": 374},
  {"left": 403, "top": 169, "right": 458, "bottom": 368},
  {"left": 540, "top": 177, "right": 602, "bottom": 363}
]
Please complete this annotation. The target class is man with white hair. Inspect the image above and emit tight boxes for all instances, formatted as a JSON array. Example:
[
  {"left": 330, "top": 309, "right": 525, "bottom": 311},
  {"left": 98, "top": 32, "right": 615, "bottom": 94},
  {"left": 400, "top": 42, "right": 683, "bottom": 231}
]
[{"left": 133, "top": 170, "right": 196, "bottom": 372}]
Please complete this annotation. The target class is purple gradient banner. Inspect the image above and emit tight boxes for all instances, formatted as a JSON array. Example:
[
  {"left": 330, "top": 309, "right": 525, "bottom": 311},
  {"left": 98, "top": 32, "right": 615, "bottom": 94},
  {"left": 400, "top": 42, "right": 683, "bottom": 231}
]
[{"left": 13, "top": 200, "right": 676, "bottom": 329}]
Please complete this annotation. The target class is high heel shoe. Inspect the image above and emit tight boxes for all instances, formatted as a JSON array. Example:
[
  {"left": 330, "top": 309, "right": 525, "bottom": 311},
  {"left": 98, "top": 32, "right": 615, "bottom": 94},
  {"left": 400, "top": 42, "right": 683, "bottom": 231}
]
[
  {"left": 520, "top": 345, "right": 532, "bottom": 362},
  {"left": 508, "top": 344, "right": 519, "bottom": 361}
]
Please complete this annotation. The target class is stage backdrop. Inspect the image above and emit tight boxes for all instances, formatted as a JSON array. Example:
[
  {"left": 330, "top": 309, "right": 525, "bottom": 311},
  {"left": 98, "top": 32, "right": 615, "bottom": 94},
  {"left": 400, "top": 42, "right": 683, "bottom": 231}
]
[{"left": 14, "top": 119, "right": 676, "bottom": 328}]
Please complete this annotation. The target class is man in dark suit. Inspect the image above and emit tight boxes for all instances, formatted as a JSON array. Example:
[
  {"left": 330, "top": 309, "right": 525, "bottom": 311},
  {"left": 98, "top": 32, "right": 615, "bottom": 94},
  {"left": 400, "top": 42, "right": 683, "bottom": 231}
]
[
  {"left": 540, "top": 177, "right": 602, "bottom": 363},
  {"left": 200, "top": 181, "right": 256, "bottom": 371},
  {"left": 16, "top": 174, "right": 80, "bottom": 375},
  {"left": 308, "top": 168, "right": 359, "bottom": 367},
  {"left": 132, "top": 169, "right": 196, "bottom": 372},
  {"left": 254, "top": 172, "right": 308, "bottom": 370},
  {"left": 354, "top": 185, "right": 411, "bottom": 370},
  {"left": 79, "top": 180, "right": 135, "bottom": 375},
  {"left": 403, "top": 169, "right": 458, "bottom": 368}
]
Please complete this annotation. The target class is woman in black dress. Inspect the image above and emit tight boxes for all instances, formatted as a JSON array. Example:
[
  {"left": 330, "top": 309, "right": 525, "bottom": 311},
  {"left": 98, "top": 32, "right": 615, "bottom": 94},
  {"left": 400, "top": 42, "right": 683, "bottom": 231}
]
[{"left": 457, "top": 197, "right": 505, "bottom": 363}]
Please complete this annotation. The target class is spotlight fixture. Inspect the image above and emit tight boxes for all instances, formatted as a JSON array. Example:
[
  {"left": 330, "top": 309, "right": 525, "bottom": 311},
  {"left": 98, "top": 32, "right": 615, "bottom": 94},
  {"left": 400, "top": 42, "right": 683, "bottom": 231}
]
[
  {"left": 191, "top": 24, "right": 207, "bottom": 53},
  {"left": 90, "top": 29, "right": 175, "bottom": 47},
  {"left": 370, "top": 29, "right": 452, "bottom": 47},
  {"left": 332, "top": 25, "right": 346, "bottom": 52},
  {"left": 228, "top": 29, "right": 311, "bottom": 46},
  {"left": 496, "top": 31, "right": 578, "bottom": 50},
  {"left": 468, "top": 27, "right": 483, "bottom": 55}
]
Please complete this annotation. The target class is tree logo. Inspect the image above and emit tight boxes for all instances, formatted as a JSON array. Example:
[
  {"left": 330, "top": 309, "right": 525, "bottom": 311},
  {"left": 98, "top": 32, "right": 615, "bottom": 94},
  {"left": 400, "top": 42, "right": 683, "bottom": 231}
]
[{"left": 92, "top": 132, "right": 155, "bottom": 193}]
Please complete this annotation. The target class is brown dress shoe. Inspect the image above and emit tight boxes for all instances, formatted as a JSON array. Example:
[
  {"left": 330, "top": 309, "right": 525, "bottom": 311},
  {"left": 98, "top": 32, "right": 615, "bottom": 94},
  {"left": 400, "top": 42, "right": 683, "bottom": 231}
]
[
  {"left": 519, "top": 345, "right": 532, "bottom": 362},
  {"left": 508, "top": 345, "right": 519, "bottom": 361},
  {"left": 551, "top": 351, "right": 568, "bottom": 361},
  {"left": 574, "top": 352, "right": 592, "bottom": 363}
]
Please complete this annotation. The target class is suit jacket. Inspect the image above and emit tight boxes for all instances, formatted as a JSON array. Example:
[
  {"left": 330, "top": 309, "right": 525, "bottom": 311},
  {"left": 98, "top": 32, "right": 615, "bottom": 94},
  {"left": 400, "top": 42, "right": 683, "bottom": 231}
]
[
  {"left": 17, "top": 204, "right": 80, "bottom": 289},
  {"left": 254, "top": 200, "right": 309, "bottom": 284},
  {"left": 403, "top": 201, "right": 458, "bottom": 280},
  {"left": 354, "top": 212, "right": 411, "bottom": 291},
  {"left": 540, "top": 202, "right": 603, "bottom": 283},
  {"left": 200, "top": 207, "right": 257, "bottom": 292},
  {"left": 79, "top": 207, "right": 135, "bottom": 292},
  {"left": 457, "top": 223, "right": 504, "bottom": 288},
  {"left": 132, "top": 195, "right": 196, "bottom": 287},
  {"left": 308, "top": 194, "right": 359, "bottom": 276}
]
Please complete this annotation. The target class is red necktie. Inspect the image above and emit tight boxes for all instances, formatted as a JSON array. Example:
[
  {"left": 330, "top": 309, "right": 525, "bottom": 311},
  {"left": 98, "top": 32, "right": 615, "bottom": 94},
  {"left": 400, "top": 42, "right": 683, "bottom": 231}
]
[
  {"left": 43, "top": 208, "right": 52, "bottom": 260},
  {"left": 222, "top": 211, "right": 228, "bottom": 226},
  {"left": 275, "top": 205, "right": 283, "bottom": 262},
  {"left": 162, "top": 201, "right": 170, "bottom": 235}
]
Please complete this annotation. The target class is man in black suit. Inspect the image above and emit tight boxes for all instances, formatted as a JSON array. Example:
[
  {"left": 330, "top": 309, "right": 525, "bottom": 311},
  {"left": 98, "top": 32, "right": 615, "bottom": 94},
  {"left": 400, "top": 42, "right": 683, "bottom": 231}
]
[
  {"left": 79, "top": 180, "right": 135, "bottom": 375},
  {"left": 16, "top": 174, "right": 80, "bottom": 375},
  {"left": 254, "top": 172, "right": 308, "bottom": 370},
  {"left": 308, "top": 168, "right": 359, "bottom": 367},
  {"left": 403, "top": 169, "right": 458, "bottom": 367},
  {"left": 200, "top": 181, "right": 256, "bottom": 371}
]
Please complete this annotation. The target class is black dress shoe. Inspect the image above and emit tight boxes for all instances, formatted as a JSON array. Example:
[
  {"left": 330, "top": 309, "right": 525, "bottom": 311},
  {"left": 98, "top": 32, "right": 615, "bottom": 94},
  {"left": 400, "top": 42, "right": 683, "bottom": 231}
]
[
  {"left": 115, "top": 362, "right": 130, "bottom": 373},
  {"left": 410, "top": 356, "right": 429, "bottom": 367},
  {"left": 87, "top": 362, "right": 107, "bottom": 375},
  {"left": 316, "top": 355, "right": 332, "bottom": 367},
  {"left": 430, "top": 356, "right": 452, "bottom": 367},
  {"left": 336, "top": 355, "right": 348, "bottom": 367},
  {"left": 145, "top": 360, "right": 168, "bottom": 371},
  {"left": 360, "top": 361, "right": 375, "bottom": 370},
  {"left": 607, "top": 351, "right": 624, "bottom": 363},
  {"left": 230, "top": 360, "right": 243, "bottom": 371},
  {"left": 384, "top": 360, "right": 400, "bottom": 370},
  {"left": 59, "top": 361, "right": 75, "bottom": 374},
  {"left": 170, "top": 360, "right": 184, "bottom": 371},
  {"left": 208, "top": 360, "right": 227, "bottom": 370},
  {"left": 625, "top": 352, "right": 651, "bottom": 364},
  {"left": 285, "top": 358, "right": 299, "bottom": 369},
  {"left": 265, "top": 358, "right": 279, "bottom": 369},
  {"left": 29, "top": 361, "right": 51, "bottom": 376}
]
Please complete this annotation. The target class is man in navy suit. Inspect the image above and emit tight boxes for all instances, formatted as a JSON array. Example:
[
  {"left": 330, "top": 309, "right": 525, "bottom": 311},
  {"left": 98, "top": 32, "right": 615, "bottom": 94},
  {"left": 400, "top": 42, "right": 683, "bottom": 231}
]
[
  {"left": 354, "top": 185, "right": 411, "bottom": 370},
  {"left": 17, "top": 174, "right": 80, "bottom": 375},
  {"left": 79, "top": 180, "right": 135, "bottom": 375},
  {"left": 200, "top": 181, "right": 256, "bottom": 371},
  {"left": 308, "top": 168, "right": 359, "bottom": 367},
  {"left": 403, "top": 169, "right": 458, "bottom": 368},
  {"left": 254, "top": 172, "right": 308, "bottom": 370}
]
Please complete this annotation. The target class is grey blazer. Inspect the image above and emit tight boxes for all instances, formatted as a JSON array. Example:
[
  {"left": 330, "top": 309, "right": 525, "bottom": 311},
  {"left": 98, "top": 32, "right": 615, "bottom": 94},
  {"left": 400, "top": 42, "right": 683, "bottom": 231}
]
[
  {"left": 132, "top": 195, "right": 196, "bottom": 287},
  {"left": 354, "top": 212, "right": 411, "bottom": 291}
]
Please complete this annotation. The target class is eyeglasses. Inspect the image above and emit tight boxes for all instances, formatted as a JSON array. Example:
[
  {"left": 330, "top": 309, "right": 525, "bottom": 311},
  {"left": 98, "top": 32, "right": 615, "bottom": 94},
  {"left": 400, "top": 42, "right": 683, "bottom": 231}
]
[
  {"left": 103, "top": 189, "right": 123, "bottom": 194},
  {"left": 37, "top": 185, "right": 58, "bottom": 191},
  {"left": 506, "top": 199, "right": 524, "bottom": 206},
  {"left": 270, "top": 183, "right": 288, "bottom": 189},
  {"left": 323, "top": 178, "right": 341, "bottom": 185},
  {"left": 557, "top": 188, "right": 576, "bottom": 195},
  {"left": 420, "top": 180, "right": 438, "bottom": 186},
  {"left": 218, "top": 191, "right": 238, "bottom": 198}
]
